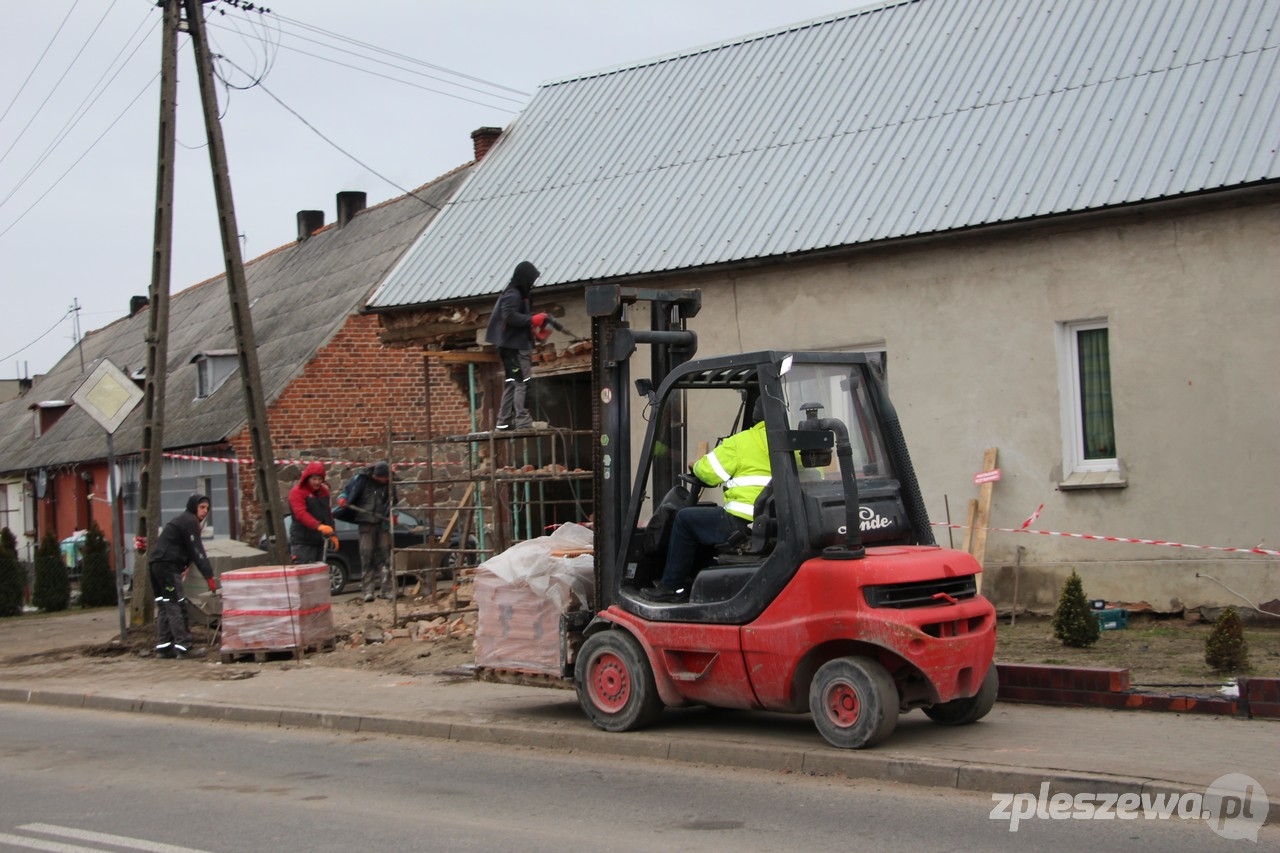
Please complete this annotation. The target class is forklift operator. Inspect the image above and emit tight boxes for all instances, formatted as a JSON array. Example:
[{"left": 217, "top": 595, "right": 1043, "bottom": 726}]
[{"left": 640, "top": 399, "right": 772, "bottom": 603}]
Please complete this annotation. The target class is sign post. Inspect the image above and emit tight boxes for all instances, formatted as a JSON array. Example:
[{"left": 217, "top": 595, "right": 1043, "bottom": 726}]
[{"left": 71, "top": 360, "right": 145, "bottom": 642}]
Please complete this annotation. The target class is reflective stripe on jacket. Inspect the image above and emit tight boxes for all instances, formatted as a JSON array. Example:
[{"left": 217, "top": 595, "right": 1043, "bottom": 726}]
[{"left": 693, "top": 420, "right": 771, "bottom": 522}]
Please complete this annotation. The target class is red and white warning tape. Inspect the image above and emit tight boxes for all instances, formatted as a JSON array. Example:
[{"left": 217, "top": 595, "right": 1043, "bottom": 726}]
[
  {"left": 933, "top": 504, "right": 1280, "bottom": 557},
  {"left": 163, "top": 452, "right": 432, "bottom": 468}
]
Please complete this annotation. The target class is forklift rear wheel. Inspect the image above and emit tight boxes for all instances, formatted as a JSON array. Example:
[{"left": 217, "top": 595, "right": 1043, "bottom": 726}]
[
  {"left": 809, "top": 656, "right": 899, "bottom": 749},
  {"left": 575, "top": 630, "right": 663, "bottom": 732},
  {"left": 923, "top": 664, "right": 998, "bottom": 725}
]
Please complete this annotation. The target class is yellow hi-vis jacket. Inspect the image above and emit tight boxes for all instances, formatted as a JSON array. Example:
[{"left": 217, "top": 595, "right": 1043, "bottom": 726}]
[{"left": 693, "top": 420, "right": 772, "bottom": 522}]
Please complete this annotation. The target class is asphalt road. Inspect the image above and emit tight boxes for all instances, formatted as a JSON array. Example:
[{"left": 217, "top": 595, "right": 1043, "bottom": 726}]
[{"left": 2, "top": 705, "right": 1269, "bottom": 852}]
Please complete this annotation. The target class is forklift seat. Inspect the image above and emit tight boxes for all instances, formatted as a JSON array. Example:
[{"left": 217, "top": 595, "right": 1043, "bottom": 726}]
[{"left": 714, "top": 485, "right": 776, "bottom": 562}]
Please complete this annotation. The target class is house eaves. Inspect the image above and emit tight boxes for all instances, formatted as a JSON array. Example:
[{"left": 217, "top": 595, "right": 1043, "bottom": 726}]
[{"left": 368, "top": 0, "right": 1280, "bottom": 310}]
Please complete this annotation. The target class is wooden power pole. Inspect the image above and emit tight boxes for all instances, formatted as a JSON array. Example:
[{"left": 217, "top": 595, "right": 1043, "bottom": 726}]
[
  {"left": 133, "top": 0, "right": 181, "bottom": 626},
  {"left": 184, "top": 0, "right": 286, "bottom": 564}
]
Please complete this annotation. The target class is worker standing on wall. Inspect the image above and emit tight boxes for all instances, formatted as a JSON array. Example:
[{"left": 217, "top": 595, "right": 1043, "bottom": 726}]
[{"left": 484, "top": 260, "right": 545, "bottom": 431}]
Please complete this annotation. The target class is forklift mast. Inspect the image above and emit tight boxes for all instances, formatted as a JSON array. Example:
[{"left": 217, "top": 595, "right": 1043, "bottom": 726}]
[{"left": 587, "top": 285, "right": 701, "bottom": 610}]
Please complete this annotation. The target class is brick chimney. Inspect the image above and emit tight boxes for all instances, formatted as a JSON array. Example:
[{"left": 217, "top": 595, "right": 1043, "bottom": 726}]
[
  {"left": 129, "top": 295, "right": 149, "bottom": 317},
  {"left": 471, "top": 127, "right": 502, "bottom": 161},
  {"left": 297, "top": 210, "right": 324, "bottom": 241},
  {"left": 336, "top": 191, "right": 367, "bottom": 227}
]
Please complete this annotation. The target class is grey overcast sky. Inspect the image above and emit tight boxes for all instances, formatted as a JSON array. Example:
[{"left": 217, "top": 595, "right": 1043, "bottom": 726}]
[{"left": 0, "top": 0, "right": 858, "bottom": 379}]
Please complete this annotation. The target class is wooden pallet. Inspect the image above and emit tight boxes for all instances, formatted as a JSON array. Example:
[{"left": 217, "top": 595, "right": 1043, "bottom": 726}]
[
  {"left": 219, "top": 637, "right": 335, "bottom": 664},
  {"left": 473, "top": 665, "right": 573, "bottom": 690}
]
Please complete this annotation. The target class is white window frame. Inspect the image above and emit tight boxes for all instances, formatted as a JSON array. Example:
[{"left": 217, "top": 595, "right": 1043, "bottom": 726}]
[{"left": 1056, "top": 319, "right": 1123, "bottom": 485}]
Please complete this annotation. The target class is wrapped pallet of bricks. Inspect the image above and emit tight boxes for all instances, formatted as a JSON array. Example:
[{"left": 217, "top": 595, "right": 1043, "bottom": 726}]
[
  {"left": 474, "top": 523, "right": 594, "bottom": 676},
  {"left": 220, "top": 563, "right": 334, "bottom": 654}
]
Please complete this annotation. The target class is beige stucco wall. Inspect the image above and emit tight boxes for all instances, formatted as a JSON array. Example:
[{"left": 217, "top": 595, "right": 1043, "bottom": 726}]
[{"left": 608, "top": 195, "right": 1280, "bottom": 613}]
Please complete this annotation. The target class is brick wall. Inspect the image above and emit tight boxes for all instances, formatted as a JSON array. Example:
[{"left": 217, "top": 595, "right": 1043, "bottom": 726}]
[{"left": 230, "top": 315, "right": 482, "bottom": 541}]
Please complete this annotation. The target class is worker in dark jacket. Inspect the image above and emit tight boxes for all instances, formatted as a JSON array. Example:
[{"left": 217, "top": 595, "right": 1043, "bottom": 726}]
[
  {"left": 146, "top": 493, "right": 218, "bottom": 659},
  {"left": 288, "top": 460, "right": 338, "bottom": 564},
  {"left": 484, "top": 260, "right": 545, "bottom": 431}
]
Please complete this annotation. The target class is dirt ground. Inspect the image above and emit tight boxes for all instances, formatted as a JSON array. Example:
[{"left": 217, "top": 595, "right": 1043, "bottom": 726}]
[
  {"left": 993, "top": 613, "right": 1280, "bottom": 695},
  {"left": 3, "top": 585, "right": 1278, "bottom": 699}
]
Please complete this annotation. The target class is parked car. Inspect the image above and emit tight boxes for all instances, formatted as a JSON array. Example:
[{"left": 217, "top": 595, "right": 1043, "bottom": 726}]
[{"left": 265, "top": 510, "right": 477, "bottom": 596}]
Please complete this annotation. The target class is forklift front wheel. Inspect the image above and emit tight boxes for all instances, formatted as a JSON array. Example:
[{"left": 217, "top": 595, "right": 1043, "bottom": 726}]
[
  {"left": 809, "top": 656, "right": 899, "bottom": 749},
  {"left": 923, "top": 663, "right": 998, "bottom": 726},
  {"left": 575, "top": 630, "right": 663, "bottom": 732}
]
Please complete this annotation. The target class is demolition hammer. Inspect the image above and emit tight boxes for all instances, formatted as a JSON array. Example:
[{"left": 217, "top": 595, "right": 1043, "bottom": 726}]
[{"left": 534, "top": 314, "right": 586, "bottom": 343}]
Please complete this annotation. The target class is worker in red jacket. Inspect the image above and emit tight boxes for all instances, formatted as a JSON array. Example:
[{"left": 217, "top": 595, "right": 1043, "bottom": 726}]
[{"left": 288, "top": 460, "right": 338, "bottom": 564}]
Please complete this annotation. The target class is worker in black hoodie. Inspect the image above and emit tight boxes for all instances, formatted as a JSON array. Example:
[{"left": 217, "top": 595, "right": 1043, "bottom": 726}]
[
  {"left": 145, "top": 493, "right": 218, "bottom": 659},
  {"left": 484, "top": 260, "right": 545, "bottom": 431}
]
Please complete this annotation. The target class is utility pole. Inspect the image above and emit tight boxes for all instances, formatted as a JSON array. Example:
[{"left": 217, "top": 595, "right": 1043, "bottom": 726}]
[
  {"left": 184, "top": 0, "right": 286, "bottom": 563},
  {"left": 133, "top": 0, "right": 180, "bottom": 627}
]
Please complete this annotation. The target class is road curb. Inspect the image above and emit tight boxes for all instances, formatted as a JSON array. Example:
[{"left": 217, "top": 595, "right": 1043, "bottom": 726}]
[{"left": 1, "top": 686, "right": 1276, "bottom": 826}]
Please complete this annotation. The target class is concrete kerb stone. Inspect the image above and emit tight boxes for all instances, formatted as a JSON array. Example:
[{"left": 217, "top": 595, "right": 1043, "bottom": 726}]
[
  {"left": 357, "top": 715, "right": 453, "bottom": 740},
  {"left": 278, "top": 709, "right": 362, "bottom": 732},
  {"left": 3, "top": 687, "right": 1277, "bottom": 826},
  {"left": 801, "top": 749, "right": 961, "bottom": 788},
  {"left": 82, "top": 694, "right": 144, "bottom": 714}
]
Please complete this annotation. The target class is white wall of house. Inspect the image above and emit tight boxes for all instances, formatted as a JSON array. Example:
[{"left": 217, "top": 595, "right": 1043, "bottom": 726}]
[{"left": 644, "top": 195, "right": 1280, "bottom": 613}]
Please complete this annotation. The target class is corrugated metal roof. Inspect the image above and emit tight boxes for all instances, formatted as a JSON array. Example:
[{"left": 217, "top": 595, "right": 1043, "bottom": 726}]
[
  {"left": 0, "top": 168, "right": 469, "bottom": 472},
  {"left": 370, "top": 0, "right": 1280, "bottom": 309}
]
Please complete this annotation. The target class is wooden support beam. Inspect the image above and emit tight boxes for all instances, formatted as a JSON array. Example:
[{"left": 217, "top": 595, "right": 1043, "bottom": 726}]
[{"left": 970, "top": 447, "right": 999, "bottom": 591}]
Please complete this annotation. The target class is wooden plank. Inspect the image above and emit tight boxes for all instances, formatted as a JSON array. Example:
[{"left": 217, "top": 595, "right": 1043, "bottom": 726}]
[
  {"left": 970, "top": 447, "right": 999, "bottom": 589},
  {"left": 424, "top": 350, "right": 500, "bottom": 363}
]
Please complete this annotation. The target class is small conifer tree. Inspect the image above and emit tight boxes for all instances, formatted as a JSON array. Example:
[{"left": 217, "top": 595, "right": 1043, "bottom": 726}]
[
  {"left": 1204, "top": 606, "right": 1249, "bottom": 673},
  {"left": 0, "top": 527, "right": 24, "bottom": 617},
  {"left": 79, "top": 521, "right": 117, "bottom": 608},
  {"left": 32, "top": 531, "right": 70, "bottom": 612},
  {"left": 1052, "top": 569, "right": 1100, "bottom": 648}
]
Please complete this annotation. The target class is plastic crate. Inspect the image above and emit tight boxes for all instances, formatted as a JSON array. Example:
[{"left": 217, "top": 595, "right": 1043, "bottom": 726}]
[{"left": 1094, "top": 607, "right": 1129, "bottom": 630}]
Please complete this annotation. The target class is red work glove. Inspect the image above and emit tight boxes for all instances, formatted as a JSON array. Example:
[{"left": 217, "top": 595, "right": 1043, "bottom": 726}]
[
  {"left": 207, "top": 576, "right": 218, "bottom": 594},
  {"left": 134, "top": 535, "right": 147, "bottom": 553},
  {"left": 329, "top": 535, "right": 340, "bottom": 550},
  {"left": 532, "top": 312, "right": 548, "bottom": 328},
  {"left": 317, "top": 524, "right": 334, "bottom": 536}
]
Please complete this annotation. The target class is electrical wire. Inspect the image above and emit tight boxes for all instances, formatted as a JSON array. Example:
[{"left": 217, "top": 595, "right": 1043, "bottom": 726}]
[
  {"left": 0, "top": 11, "right": 157, "bottom": 210},
  {"left": 216, "top": 55, "right": 442, "bottom": 211},
  {"left": 206, "top": 21, "right": 524, "bottom": 111},
  {"left": 0, "top": 73, "right": 159, "bottom": 240},
  {"left": 0, "top": 0, "right": 82, "bottom": 127},
  {"left": 1, "top": 307, "right": 75, "bottom": 362},
  {"left": 0, "top": 0, "right": 120, "bottom": 169},
  {"left": 268, "top": 10, "right": 529, "bottom": 98}
]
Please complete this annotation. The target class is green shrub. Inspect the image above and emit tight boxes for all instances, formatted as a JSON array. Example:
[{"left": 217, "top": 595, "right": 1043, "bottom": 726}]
[
  {"left": 1052, "top": 569, "right": 1100, "bottom": 648},
  {"left": 1204, "top": 606, "right": 1249, "bottom": 673},
  {"left": 32, "top": 531, "right": 70, "bottom": 612},
  {"left": 0, "top": 527, "right": 24, "bottom": 617},
  {"left": 79, "top": 520, "right": 117, "bottom": 608}
]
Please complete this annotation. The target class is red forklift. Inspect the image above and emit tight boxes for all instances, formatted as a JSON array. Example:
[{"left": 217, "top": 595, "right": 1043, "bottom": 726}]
[{"left": 546, "top": 285, "right": 996, "bottom": 749}]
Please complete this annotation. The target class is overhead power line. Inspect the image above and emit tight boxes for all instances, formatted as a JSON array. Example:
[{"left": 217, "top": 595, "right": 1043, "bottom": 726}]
[
  {"left": 205, "top": 19, "right": 526, "bottom": 110},
  {"left": 216, "top": 55, "right": 440, "bottom": 211},
  {"left": 0, "top": 0, "right": 82, "bottom": 127},
  {"left": 0, "top": 307, "right": 74, "bottom": 362},
  {"left": 0, "top": 0, "right": 120, "bottom": 169}
]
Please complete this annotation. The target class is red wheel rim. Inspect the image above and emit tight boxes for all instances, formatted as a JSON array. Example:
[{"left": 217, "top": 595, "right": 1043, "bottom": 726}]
[
  {"left": 824, "top": 681, "right": 861, "bottom": 727},
  {"left": 589, "top": 651, "right": 631, "bottom": 713}
]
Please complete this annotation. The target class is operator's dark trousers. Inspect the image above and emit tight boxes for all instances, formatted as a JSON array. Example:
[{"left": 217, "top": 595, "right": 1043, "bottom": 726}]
[
  {"left": 497, "top": 347, "right": 533, "bottom": 428},
  {"left": 149, "top": 560, "right": 193, "bottom": 654},
  {"left": 658, "top": 506, "right": 750, "bottom": 592}
]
